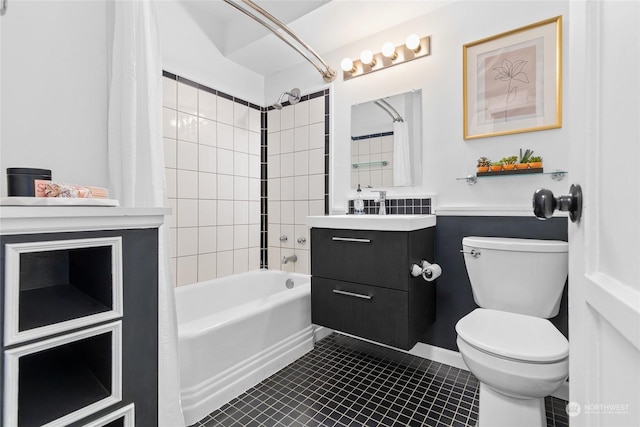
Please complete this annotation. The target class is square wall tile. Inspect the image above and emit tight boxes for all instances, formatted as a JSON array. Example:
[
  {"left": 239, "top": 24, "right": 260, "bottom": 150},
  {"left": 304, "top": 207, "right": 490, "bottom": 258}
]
[
  {"left": 268, "top": 109, "right": 281, "bottom": 132},
  {"left": 249, "top": 108, "right": 261, "bottom": 133},
  {"left": 249, "top": 247, "right": 260, "bottom": 270},
  {"left": 268, "top": 155, "right": 281, "bottom": 179},
  {"left": 308, "top": 174, "right": 324, "bottom": 200},
  {"left": 177, "top": 227, "right": 198, "bottom": 257},
  {"left": 177, "top": 141, "right": 198, "bottom": 171},
  {"left": 199, "top": 200, "right": 217, "bottom": 226},
  {"left": 198, "top": 253, "right": 217, "bottom": 281},
  {"left": 234, "top": 127, "right": 249, "bottom": 153},
  {"left": 268, "top": 201, "right": 281, "bottom": 224},
  {"left": 280, "top": 129, "right": 294, "bottom": 153},
  {"left": 308, "top": 148, "right": 324, "bottom": 175},
  {"left": 280, "top": 224, "right": 294, "bottom": 249},
  {"left": 162, "top": 77, "right": 177, "bottom": 109},
  {"left": 217, "top": 200, "right": 234, "bottom": 225},
  {"left": 234, "top": 102, "right": 249, "bottom": 129},
  {"left": 177, "top": 169, "right": 198, "bottom": 199},
  {"left": 234, "top": 225, "right": 249, "bottom": 249},
  {"left": 309, "top": 123, "right": 324, "bottom": 150},
  {"left": 249, "top": 155, "right": 260, "bottom": 179},
  {"left": 216, "top": 251, "right": 234, "bottom": 278},
  {"left": 234, "top": 200, "right": 249, "bottom": 224},
  {"left": 163, "top": 108, "right": 177, "bottom": 138},
  {"left": 176, "top": 255, "right": 198, "bottom": 286},
  {"left": 268, "top": 178, "right": 281, "bottom": 201},
  {"left": 165, "top": 168, "right": 177, "bottom": 199},
  {"left": 217, "top": 148, "right": 234, "bottom": 175},
  {"left": 294, "top": 200, "right": 309, "bottom": 224},
  {"left": 217, "top": 226, "right": 234, "bottom": 251},
  {"left": 249, "top": 224, "right": 261, "bottom": 247},
  {"left": 281, "top": 105, "right": 294, "bottom": 130},
  {"left": 177, "top": 199, "right": 198, "bottom": 227},
  {"left": 217, "top": 96, "right": 234, "bottom": 125},
  {"left": 294, "top": 100, "right": 309, "bottom": 128},
  {"left": 268, "top": 246, "right": 281, "bottom": 271},
  {"left": 248, "top": 178, "right": 260, "bottom": 201},
  {"left": 248, "top": 131, "right": 261, "bottom": 156},
  {"left": 177, "top": 82, "right": 198, "bottom": 115},
  {"left": 268, "top": 132, "right": 281, "bottom": 156},
  {"left": 198, "top": 89, "right": 217, "bottom": 121},
  {"left": 198, "top": 226, "right": 217, "bottom": 253},
  {"left": 166, "top": 199, "right": 177, "bottom": 229},
  {"left": 199, "top": 118, "right": 216, "bottom": 147},
  {"left": 249, "top": 201, "right": 260, "bottom": 224},
  {"left": 217, "top": 174, "right": 234, "bottom": 200},
  {"left": 294, "top": 175, "right": 309, "bottom": 200},
  {"left": 234, "top": 152, "right": 249, "bottom": 177},
  {"left": 294, "top": 151, "right": 309, "bottom": 176},
  {"left": 280, "top": 177, "right": 293, "bottom": 201},
  {"left": 177, "top": 112, "right": 198, "bottom": 143},
  {"left": 281, "top": 201, "right": 294, "bottom": 224},
  {"left": 280, "top": 153, "right": 294, "bottom": 178},
  {"left": 198, "top": 145, "right": 217, "bottom": 174},
  {"left": 234, "top": 249, "right": 249, "bottom": 274},
  {"left": 164, "top": 138, "right": 177, "bottom": 168},
  {"left": 309, "top": 96, "right": 324, "bottom": 124},
  {"left": 217, "top": 122, "right": 234, "bottom": 151}
]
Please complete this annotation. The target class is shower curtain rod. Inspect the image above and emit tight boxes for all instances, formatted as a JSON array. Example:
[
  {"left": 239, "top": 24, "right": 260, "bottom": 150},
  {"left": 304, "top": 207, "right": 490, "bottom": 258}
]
[
  {"left": 375, "top": 99, "right": 404, "bottom": 122},
  {"left": 223, "top": 0, "right": 336, "bottom": 82}
]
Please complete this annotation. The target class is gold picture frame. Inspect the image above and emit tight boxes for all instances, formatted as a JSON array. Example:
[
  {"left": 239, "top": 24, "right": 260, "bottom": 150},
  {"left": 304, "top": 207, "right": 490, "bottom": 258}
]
[{"left": 463, "top": 16, "right": 562, "bottom": 140}]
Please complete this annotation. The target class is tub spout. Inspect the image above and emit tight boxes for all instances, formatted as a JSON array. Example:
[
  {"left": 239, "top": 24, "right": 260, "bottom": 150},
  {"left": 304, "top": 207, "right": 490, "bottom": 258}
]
[{"left": 282, "top": 254, "right": 297, "bottom": 264}]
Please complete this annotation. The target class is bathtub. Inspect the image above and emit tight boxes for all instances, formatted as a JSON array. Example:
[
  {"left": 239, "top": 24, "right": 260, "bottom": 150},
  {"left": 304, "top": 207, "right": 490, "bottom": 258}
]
[{"left": 175, "top": 269, "right": 313, "bottom": 426}]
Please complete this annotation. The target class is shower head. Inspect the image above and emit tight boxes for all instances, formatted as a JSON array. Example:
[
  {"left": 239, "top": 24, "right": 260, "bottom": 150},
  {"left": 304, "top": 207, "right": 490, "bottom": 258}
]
[{"left": 272, "top": 88, "right": 301, "bottom": 110}]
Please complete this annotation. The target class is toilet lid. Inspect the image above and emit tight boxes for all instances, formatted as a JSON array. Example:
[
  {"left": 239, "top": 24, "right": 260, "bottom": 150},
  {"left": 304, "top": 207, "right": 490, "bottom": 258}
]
[{"left": 456, "top": 309, "right": 569, "bottom": 363}]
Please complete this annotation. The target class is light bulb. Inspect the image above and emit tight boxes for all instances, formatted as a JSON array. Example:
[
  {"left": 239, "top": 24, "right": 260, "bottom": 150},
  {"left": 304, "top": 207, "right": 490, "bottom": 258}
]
[
  {"left": 381, "top": 42, "right": 397, "bottom": 60},
  {"left": 405, "top": 34, "right": 421, "bottom": 52},
  {"left": 360, "top": 50, "right": 376, "bottom": 66},
  {"left": 341, "top": 57, "right": 355, "bottom": 72}
]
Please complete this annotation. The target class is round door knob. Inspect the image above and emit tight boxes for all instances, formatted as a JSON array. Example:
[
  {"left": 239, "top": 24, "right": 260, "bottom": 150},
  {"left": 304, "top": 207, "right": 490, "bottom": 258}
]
[{"left": 533, "top": 184, "right": 583, "bottom": 223}]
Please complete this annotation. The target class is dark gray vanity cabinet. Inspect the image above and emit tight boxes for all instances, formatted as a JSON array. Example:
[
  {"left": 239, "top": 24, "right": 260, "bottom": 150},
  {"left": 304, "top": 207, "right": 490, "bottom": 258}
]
[{"left": 310, "top": 226, "right": 436, "bottom": 350}]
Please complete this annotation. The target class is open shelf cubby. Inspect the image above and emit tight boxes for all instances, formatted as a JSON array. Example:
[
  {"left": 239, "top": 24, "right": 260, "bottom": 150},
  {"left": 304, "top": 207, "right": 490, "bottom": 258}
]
[
  {"left": 4, "top": 237, "right": 123, "bottom": 345},
  {"left": 4, "top": 322, "right": 122, "bottom": 427}
]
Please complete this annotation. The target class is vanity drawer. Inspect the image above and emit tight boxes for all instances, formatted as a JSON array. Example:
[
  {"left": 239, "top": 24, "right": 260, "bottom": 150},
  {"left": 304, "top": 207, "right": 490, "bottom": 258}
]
[
  {"left": 311, "top": 277, "right": 411, "bottom": 349},
  {"left": 311, "top": 228, "right": 409, "bottom": 291}
]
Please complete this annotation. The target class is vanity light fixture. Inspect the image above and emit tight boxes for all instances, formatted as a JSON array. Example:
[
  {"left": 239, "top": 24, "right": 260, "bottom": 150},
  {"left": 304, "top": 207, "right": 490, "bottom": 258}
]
[
  {"left": 342, "top": 34, "right": 431, "bottom": 81},
  {"left": 381, "top": 42, "right": 398, "bottom": 60}
]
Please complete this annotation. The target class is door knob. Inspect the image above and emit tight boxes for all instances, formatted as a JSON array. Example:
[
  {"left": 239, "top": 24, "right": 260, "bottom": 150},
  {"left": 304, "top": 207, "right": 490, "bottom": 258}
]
[{"left": 533, "top": 184, "right": 582, "bottom": 223}]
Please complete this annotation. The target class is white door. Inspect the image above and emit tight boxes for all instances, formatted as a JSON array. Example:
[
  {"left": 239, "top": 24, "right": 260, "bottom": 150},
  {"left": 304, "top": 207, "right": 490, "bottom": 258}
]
[{"left": 567, "top": 1, "right": 640, "bottom": 426}]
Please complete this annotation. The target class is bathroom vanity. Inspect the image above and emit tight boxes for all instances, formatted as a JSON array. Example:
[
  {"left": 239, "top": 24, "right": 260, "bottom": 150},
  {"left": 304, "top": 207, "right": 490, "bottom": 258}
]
[
  {"left": 307, "top": 215, "right": 436, "bottom": 350},
  {"left": 0, "top": 206, "right": 167, "bottom": 427}
]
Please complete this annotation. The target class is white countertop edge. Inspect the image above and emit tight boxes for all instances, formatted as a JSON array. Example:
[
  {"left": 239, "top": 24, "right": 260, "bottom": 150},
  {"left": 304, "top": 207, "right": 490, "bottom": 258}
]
[
  {"left": 306, "top": 214, "right": 436, "bottom": 231},
  {"left": 0, "top": 206, "right": 170, "bottom": 235}
]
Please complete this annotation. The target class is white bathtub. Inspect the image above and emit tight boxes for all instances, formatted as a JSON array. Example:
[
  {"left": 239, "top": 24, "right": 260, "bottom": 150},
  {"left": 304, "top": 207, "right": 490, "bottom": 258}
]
[{"left": 175, "top": 269, "right": 313, "bottom": 426}]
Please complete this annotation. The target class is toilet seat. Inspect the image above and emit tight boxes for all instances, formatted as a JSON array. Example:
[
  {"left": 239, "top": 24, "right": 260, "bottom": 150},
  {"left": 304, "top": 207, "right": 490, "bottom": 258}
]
[{"left": 456, "top": 308, "right": 569, "bottom": 363}]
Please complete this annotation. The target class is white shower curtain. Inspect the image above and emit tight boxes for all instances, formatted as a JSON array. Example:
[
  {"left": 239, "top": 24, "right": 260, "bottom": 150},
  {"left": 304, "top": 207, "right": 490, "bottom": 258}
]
[
  {"left": 107, "top": 1, "right": 185, "bottom": 426},
  {"left": 393, "top": 121, "right": 412, "bottom": 186}
]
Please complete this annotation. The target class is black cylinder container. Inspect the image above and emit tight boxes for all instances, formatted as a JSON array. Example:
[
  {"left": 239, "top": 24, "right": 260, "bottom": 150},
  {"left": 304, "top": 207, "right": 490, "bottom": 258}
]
[{"left": 7, "top": 168, "right": 52, "bottom": 196}]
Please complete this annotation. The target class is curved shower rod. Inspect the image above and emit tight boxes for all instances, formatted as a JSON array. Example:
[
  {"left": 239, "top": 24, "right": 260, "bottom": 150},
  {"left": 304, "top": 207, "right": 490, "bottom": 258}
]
[
  {"left": 374, "top": 99, "right": 404, "bottom": 122},
  {"left": 223, "top": 0, "right": 336, "bottom": 82}
]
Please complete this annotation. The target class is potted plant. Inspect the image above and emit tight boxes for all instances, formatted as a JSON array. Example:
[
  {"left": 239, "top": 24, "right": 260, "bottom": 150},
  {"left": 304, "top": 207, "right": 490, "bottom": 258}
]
[
  {"left": 529, "top": 156, "right": 543, "bottom": 169},
  {"left": 477, "top": 156, "right": 491, "bottom": 173},
  {"left": 490, "top": 161, "right": 503, "bottom": 172},
  {"left": 517, "top": 149, "right": 533, "bottom": 169},
  {"left": 501, "top": 156, "right": 518, "bottom": 171}
]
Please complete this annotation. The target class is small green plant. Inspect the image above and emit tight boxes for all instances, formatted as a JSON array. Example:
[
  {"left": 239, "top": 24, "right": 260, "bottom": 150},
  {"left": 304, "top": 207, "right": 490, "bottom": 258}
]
[
  {"left": 477, "top": 156, "right": 492, "bottom": 167},
  {"left": 491, "top": 161, "right": 504, "bottom": 166},
  {"left": 519, "top": 148, "right": 534, "bottom": 163},
  {"left": 529, "top": 156, "right": 543, "bottom": 163},
  {"left": 500, "top": 156, "right": 518, "bottom": 165}
]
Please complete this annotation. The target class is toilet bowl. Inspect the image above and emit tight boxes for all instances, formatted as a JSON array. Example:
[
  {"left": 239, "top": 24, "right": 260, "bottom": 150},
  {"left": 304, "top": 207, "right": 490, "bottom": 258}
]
[{"left": 456, "top": 237, "right": 569, "bottom": 427}]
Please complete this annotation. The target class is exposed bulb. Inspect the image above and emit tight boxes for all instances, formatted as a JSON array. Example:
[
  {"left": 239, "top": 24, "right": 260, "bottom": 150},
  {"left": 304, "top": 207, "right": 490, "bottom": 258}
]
[
  {"left": 381, "top": 42, "right": 397, "bottom": 60},
  {"left": 340, "top": 57, "right": 355, "bottom": 73},
  {"left": 405, "top": 34, "right": 421, "bottom": 52},
  {"left": 360, "top": 50, "right": 376, "bottom": 67}
]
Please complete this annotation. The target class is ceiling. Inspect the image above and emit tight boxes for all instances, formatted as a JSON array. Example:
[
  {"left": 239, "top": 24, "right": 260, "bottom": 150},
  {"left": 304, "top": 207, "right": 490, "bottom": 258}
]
[{"left": 179, "top": 0, "right": 452, "bottom": 77}]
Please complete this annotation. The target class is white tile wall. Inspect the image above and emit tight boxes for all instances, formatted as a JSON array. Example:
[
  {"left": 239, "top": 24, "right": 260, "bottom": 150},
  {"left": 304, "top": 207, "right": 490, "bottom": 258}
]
[
  {"left": 267, "top": 93, "right": 326, "bottom": 275},
  {"left": 163, "top": 76, "right": 261, "bottom": 286}
]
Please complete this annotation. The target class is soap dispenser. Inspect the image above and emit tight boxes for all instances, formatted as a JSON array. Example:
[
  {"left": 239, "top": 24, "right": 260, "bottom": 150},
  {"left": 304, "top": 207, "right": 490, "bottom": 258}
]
[{"left": 354, "top": 184, "right": 365, "bottom": 215}]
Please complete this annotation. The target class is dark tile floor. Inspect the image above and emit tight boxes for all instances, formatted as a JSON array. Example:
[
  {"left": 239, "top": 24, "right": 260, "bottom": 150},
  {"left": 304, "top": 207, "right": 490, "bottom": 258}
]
[{"left": 190, "top": 333, "right": 569, "bottom": 427}]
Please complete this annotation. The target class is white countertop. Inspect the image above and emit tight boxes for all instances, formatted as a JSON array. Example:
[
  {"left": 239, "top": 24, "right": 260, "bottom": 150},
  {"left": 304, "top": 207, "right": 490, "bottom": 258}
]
[{"left": 306, "top": 214, "right": 436, "bottom": 231}]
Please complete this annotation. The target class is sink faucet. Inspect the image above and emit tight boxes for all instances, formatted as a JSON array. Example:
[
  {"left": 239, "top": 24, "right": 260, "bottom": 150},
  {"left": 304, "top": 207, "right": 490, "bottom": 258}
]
[
  {"left": 282, "top": 254, "right": 298, "bottom": 264},
  {"left": 372, "top": 190, "right": 387, "bottom": 215}
]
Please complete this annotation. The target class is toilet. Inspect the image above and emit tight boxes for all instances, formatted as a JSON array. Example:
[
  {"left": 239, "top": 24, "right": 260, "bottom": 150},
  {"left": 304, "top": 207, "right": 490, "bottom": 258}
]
[{"left": 455, "top": 236, "right": 569, "bottom": 427}]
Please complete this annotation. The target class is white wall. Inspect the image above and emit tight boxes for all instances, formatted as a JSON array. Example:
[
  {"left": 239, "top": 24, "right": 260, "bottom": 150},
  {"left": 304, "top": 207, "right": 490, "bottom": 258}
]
[
  {"left": 157, "top": 1, "right": 265, "bottom": 106},
  {"left": 0, "top": 1, "right": 109, "bottom": 196},
  {"left": 266, "top": 1, "right": 571, "bottom": 213}
]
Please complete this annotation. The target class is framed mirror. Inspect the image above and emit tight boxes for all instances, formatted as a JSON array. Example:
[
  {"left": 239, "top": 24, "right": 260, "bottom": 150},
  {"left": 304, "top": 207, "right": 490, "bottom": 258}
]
[{"left": 351, "top": 90, "right": 422, "bottom": 189}]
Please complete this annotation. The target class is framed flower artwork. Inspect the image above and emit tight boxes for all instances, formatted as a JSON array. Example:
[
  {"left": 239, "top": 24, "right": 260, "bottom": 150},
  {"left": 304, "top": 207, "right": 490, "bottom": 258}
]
[{"left": 463, "top": 16, "right": 562, "bottom": 140}]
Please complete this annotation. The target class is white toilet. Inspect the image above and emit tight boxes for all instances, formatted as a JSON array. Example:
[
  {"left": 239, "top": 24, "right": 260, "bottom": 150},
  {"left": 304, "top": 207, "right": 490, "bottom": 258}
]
[{"left": 455, "top": 236, "right": 569, "bottom": 427}]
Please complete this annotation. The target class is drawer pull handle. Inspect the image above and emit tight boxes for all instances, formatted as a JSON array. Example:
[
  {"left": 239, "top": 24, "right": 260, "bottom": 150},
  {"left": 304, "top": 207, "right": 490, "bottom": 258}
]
[
  {"left": 332, "top": 289, "right": 373, "bottom": 300},
  {"left": 331, "top": 237, "right": 371, "bottom": 243}
]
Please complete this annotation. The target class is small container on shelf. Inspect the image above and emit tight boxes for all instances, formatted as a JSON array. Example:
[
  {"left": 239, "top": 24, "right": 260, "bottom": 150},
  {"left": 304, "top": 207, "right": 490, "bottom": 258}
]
[{"left": 6, "top": 168, "right": 51, "bottom": 197}]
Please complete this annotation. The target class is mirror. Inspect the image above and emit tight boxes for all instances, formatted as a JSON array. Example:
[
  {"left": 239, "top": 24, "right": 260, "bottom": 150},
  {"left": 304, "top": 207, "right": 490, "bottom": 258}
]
[{"left": 351, "top": 90, "right": 422, "bottom": 189}]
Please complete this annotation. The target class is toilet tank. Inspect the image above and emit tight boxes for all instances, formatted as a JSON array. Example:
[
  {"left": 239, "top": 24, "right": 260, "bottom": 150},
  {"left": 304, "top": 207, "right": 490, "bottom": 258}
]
[{"left": 462, "top": 236, "right": 568, "bottom": 318}]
